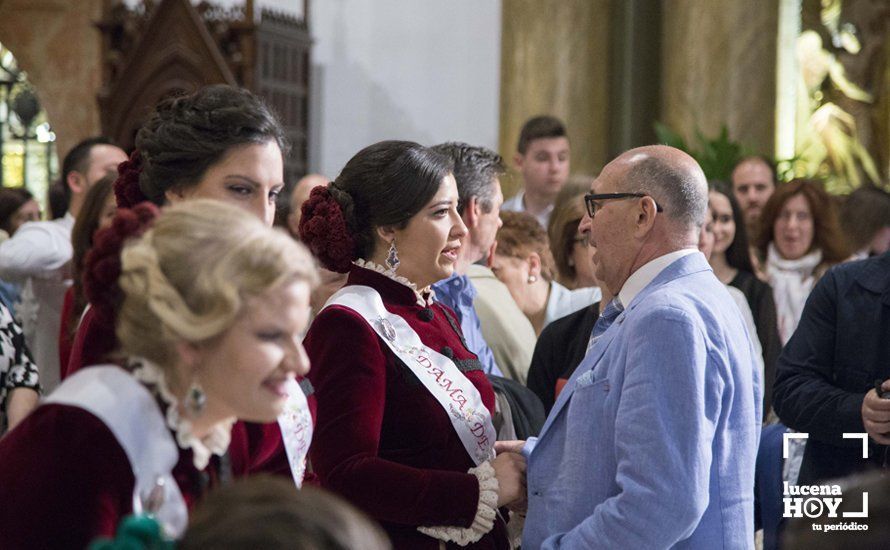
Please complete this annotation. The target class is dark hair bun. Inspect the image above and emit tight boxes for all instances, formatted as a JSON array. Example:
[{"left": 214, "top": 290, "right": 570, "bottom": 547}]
[
  {"left": 135, "top": 85, "right": 286, "bottom": 204},
  {"left": 83, "top": 202, "right": 160, "bottom": 328},
  {"left": 114, "top": 150, "right": 147, "bottom": 208},
  {"left": 299, "top": 185, "right": 357, "bottom": 273}
]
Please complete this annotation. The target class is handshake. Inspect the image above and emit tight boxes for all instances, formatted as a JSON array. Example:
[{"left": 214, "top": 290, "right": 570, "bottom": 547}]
[{"left": 492, "top": 440, "right": 527, "bottom": 509}]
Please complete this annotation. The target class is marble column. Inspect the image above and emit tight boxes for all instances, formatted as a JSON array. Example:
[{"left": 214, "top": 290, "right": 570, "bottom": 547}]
[
  {"left": 660, "top": 0, "right": 780, "bottom": 156},
  {"left": 499, "top": 0, "right": 611, "bottom": 197}
]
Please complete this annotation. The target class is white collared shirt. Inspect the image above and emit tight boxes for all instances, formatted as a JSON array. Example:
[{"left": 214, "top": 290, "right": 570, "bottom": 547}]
[
  {"left": 617, "top": 249, "right": 699, "bottom": 309},
  {"left": 501, "top": 190, "right": 554, "bottom": 229},
  {"left": 0, "top": 212, "right": 75, "bottom": 392}
]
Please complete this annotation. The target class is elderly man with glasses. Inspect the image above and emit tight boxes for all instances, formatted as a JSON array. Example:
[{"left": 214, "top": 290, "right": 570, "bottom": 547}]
[{"left": 515, "top": 145, "right": 762, "bottom": 549}]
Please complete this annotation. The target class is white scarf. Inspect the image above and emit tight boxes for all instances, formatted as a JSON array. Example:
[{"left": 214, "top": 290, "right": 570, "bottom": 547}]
[{"left": 766, "top": 243, "right": 823, "bottom": 344}]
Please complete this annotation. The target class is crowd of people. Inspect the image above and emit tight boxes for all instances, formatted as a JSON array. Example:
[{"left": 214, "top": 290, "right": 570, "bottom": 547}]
[{"left": 0, "top": 84, "right": 888, "bottom": 549}]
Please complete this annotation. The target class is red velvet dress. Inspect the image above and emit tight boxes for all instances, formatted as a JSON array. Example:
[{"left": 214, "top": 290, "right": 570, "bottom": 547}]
[
  {"left": 0, "top": 399, "right": 227, "bottom": 549},
  {"left": 63, "top": 307, "right": 310, "bottom": 483},
  {"left": 304, "top": 265, "right": 509, "bottom": 549}
]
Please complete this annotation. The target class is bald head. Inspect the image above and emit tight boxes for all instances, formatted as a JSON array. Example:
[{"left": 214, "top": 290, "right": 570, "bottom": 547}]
[
  {"left": 288, "top": 173, "right": 329, "bottom": 238},
  {"left": 608, "top": 145, "right": 708, "bottom": 229}
]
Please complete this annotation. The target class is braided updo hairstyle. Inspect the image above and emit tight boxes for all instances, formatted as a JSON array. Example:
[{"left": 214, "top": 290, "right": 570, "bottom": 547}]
[
  {"left": 116, "top": 199, "right": 317, "bottom": 373},
  {"left": 116, "top": 85, "right": 287, "bottom": 207},
  {"left": 299, "top": 140, "right": 453, "bottom": 272}
]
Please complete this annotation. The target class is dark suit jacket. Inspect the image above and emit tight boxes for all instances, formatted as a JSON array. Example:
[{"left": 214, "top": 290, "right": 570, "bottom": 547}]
[
  {"left": 526, "top": 303, "right": 600, "bottom": 414},
  {"left": 773, "top": 252, "right": 890, "bottom": 484}
]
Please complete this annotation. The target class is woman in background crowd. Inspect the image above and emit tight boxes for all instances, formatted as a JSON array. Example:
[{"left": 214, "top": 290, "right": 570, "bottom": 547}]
[
  {"left": 708, "top": 183, "right": 781, "bottom": 418},
  {"left": 492, "top": 210, "right": 600, "bottom": 336},
  {"left": 754, "top": 179, "right": 848, "bottom": 344},
  {"left": 547, "top": 176, "right": 599, "bottom": 290},
  {"left": 0, "top": 188, "right": 41, "bottom": 238},
  {"left": 58, "top": 174, "right": 116, "bottom": 378},
  {"left": 300, "top": 140, "right": 525, "bottom": 549},
  {"left": 0, "top": 188, "right": 41, "bottom": 310},
  {"left": 0, "top": 200, "right": 316, "bottom": 548}
]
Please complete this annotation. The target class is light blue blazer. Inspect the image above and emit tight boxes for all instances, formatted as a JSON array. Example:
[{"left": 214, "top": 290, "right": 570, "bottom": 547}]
[{"left": 523, "top": 253, "right": 762, "bottom": 549}]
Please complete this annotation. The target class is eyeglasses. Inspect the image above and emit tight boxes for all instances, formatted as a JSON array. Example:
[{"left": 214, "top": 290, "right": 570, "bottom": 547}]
[{"left": 584, "top": 192, "right": 663, "bottom": 218}]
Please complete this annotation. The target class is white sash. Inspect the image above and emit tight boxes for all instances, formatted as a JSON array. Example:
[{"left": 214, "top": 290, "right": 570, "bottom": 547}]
[
  {"left": 45, "top": 366, "right": 188, "bottom": 538},
  {"left": 277, "top": 378, "right": 313, "bottom": 487},
  {"left": 325, "top": 285, "right": 496, "bottom": 466}
]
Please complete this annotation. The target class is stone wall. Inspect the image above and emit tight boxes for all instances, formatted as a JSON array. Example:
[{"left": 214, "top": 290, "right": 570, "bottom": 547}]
[
  {"left": 499, "top": 0, "right": 611, "bottom": 196},
  {"left": 0, "top": 0, "right": 104, "bottom": 160},
  {"left": 660, "top": 0, "right": 780, "bottom": 155}
]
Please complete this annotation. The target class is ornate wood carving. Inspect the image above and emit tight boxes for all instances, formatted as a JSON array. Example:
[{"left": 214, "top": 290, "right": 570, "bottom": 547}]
[{"left": 97, "top": 0, "right": 311, "bottom": 182}]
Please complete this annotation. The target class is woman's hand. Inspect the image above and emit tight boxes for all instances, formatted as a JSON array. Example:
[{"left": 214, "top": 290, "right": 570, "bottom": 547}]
[{"left": 491, "top": 451, "right": 526, "bottom": 507}]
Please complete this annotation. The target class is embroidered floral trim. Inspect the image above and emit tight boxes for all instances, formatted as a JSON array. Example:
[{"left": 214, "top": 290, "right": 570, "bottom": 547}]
[
  {"left": 417, "top": 460, "right": 499, "bottom": 545},
  {"left": 131, "top": 358, "right": 235, "bottom": 470},
  {"left": 353, "top": 258, "right": 436, "bottom": 307}
]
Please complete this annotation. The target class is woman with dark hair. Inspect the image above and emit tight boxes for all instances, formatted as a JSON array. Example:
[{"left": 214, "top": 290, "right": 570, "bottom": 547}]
[
  {"left": 754, "top": 179, "right": 849, "bottom": 344},
  {"left": 70, "top": 84, "right": 288, "bottom": 376},
  {"left": 300, "top": 140, "right": 525, "bottom": 549},
  {"left": 0, "top": 187, "right": 41, "bottom": 237},
  {"left": 0, "top": 188, "right": 41, "bottom": 310},
  {"left": 709, "top": 183, "right": 781, "bottom": 418},
  {"left": 58, "top": 174, "right": 116, "bottom": 377}
]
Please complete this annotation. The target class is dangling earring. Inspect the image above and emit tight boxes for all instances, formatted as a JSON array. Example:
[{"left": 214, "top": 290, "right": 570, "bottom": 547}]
[
  {"left": 527, "top": 274, "right": 537, "bottom": 284},
  {"left": 185, "top": 381, "right": 206, "bottom": 416},
  {"left": 385, "top": 240, "right": 400, "bottom": 272}
]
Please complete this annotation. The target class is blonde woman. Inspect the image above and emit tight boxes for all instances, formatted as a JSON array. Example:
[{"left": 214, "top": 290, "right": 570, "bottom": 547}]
[{"left": 0, "top": 200, "right": 317, "bottom": 548}]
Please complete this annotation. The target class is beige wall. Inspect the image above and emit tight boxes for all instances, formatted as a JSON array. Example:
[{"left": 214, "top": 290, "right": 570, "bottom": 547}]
[
  {"left": 660, "top": 0, "right": 779, "bottom": 155},
  {"left": 499, "top": 0, "right": 611, "bottom": 198},
  {"left": 0, "top": 0, "right": 104, "bottom": 161}
]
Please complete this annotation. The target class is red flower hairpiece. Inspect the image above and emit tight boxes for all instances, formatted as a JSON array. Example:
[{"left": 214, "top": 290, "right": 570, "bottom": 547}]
[
  {"left": 83, "top": 202, "right": 160, "bottom": 328},
  {"left": 114, "top": 150, "right": 149, "bottom": 208},
  {"left": 299, "top": 186, "right": 356, "bottom": 273}
]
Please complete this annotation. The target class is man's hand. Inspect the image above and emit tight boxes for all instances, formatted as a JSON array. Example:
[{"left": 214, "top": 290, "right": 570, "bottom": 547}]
[
  {"left": 861, "top": 381, "right": 890, "bottom": 445},
  {"left": 495, "top": 440, "right": 525, "bottom": 455}
]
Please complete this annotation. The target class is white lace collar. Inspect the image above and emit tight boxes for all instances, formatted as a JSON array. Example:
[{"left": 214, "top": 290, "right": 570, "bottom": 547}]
[
  {"left": 131, "top": 358, "right": 235, "bottom": 471},
  {"left": 353, "top": 258, "right": 436, "bottom": 307}
]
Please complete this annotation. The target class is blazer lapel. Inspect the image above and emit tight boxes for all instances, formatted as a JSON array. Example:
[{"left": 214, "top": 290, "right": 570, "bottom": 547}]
[
  {"left": 535, "top": 253, "right": 712, "bottom": 442},
  {"left": 537, "top": 311, "right": 624, "bottom": 440}
]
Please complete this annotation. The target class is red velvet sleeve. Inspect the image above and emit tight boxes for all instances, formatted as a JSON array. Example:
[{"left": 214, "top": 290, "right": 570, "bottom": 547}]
[
  {"left": 0, "top": 404, "right": 135, "bottom": 548},
  {"left": 66, "top": 306, "right": 118, "bottom": 379},
  {"left": 305, "top": 306, "right": 481, "bottom": 528}
]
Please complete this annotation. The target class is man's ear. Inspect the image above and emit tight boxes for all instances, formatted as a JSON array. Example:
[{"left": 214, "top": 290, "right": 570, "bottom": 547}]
[
  {"left": 513, "top": 152, "right": 524, "bottom": 171},
  {"left": 464, "top": 196, "right": 481, "bottom": 230},
  {"left": 635, "top": 196, "right": 659, "bottom": 236},
  {"left": 66, "top": 171, "right": 86, "bottom": 195}
]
